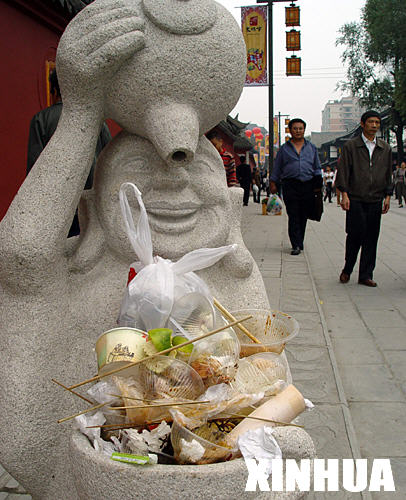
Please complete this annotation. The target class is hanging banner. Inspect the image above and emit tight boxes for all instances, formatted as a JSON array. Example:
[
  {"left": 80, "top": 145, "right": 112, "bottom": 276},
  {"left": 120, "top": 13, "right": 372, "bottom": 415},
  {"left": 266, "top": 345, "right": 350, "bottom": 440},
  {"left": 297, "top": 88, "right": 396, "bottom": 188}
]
[
  {"left": 253, "top": 153, "right": 259, "bottom": 166},
  {"left": 273, "top": 117, "right": 279, "bottom": 147},
  {"left": 260, "top": 146, "right": 265, "bottom": 165},
  {"left": 241, "top": 6, "right": 268, "bottom": 86},
  {"left": 265, "top": 134, "right": 269, "bottom": 155}
]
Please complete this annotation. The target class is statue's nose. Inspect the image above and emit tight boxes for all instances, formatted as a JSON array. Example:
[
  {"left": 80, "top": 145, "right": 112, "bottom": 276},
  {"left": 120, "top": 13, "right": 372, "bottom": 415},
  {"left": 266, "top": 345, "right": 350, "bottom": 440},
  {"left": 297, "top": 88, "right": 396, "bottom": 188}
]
[{"left": 144, "top": 103, "right": 199, "bottom": 167}]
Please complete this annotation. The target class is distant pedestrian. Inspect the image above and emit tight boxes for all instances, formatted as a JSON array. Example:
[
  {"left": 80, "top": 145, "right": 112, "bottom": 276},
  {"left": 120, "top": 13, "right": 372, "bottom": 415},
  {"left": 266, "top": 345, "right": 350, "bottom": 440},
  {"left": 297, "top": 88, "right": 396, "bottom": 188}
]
[
  {"left": 270, "top": 118, "right": 322, "bottom": 255},
  {"left": 207, "top": 131, "right": 238, "bottom": 187},
  {"left": 394, "top": 161, "right": 406, "bottom": 207},
  {"left": 323, "top": 166, "right": 334, "bottom": 202},
  {"left": 336, "top": 110, "right": 393, "bottom": 287},
  {"left": 236, "top": 155, "right": 252, "bottom": 206},
  {"left": 252, "top": 167, "right": 261, "bottom": 203}
]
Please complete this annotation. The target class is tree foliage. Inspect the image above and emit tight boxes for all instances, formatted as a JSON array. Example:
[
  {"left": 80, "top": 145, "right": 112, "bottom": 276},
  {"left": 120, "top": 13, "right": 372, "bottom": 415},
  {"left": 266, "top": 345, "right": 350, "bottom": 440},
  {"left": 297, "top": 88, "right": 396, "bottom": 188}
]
[{"left": 336, "top": 0, "right": 406, "bottom": 159}]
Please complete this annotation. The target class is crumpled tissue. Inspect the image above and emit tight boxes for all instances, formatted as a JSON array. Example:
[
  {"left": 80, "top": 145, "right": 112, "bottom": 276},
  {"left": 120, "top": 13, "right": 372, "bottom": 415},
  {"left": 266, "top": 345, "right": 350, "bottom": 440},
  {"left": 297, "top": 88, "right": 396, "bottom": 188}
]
[{"left": 238, "top": 426, "right": 282, "bottom": 478}]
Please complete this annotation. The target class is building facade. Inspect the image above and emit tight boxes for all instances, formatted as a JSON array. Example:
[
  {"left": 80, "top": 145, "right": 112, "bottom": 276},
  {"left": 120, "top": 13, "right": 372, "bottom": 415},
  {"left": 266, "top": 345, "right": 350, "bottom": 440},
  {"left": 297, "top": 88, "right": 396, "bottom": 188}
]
[{"left": 321, "top": 96, "right": 365, "bottom": 133}]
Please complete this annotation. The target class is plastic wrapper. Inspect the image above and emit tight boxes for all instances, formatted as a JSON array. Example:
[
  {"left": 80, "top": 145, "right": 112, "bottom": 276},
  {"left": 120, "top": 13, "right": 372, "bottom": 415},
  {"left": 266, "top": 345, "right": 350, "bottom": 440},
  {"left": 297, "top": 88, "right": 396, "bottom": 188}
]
[
  {"left": 117, "top": 182, "right": 235, "bottom": 331},
  {"left": 87, "top": 380, "right": 126, "bottom": 433},
  {"left": 266, "top": 194, "right": 283, "bottom": 215},
  {"left": 180, "top": 383, "right": 264, "bottom": 421}
]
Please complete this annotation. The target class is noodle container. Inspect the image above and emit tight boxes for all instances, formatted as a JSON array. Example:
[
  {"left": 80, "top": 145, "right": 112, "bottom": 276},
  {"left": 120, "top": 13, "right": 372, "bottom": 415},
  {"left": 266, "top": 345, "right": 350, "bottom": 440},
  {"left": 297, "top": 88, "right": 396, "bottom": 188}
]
[
  {"left": 230, "top": 309, "right": 299, "bottom": 357},
  {"left": 95, "top": 327, "right": 148, "bottom": 375}
]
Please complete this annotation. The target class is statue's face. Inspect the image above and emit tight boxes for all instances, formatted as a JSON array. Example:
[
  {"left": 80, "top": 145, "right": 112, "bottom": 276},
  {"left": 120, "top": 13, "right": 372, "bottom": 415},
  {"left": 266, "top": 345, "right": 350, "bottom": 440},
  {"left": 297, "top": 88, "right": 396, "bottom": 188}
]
[{"left": 94, "top": 134, "right": 232, "bottom": 261}]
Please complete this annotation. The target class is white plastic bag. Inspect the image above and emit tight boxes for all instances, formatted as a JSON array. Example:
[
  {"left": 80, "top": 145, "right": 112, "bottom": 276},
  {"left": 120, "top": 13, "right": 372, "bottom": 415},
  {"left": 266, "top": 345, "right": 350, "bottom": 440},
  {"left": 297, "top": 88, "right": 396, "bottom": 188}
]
[
  {"left": 266, "top": 194, "right": 283, "bottom": 215},
  {"left": 118, "top": 183, "right": 236, "bottom": 331}
]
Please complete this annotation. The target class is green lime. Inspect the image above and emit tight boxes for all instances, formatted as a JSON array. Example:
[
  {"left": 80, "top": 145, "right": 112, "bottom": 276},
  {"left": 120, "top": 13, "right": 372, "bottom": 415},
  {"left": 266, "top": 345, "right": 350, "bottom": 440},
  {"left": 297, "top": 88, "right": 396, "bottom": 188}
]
[
  {"left": 148, "top": 328, "right": 173, "bottom": 353},
  {"left": 171, "top": 335, "right": 193, "bottom": 354}
]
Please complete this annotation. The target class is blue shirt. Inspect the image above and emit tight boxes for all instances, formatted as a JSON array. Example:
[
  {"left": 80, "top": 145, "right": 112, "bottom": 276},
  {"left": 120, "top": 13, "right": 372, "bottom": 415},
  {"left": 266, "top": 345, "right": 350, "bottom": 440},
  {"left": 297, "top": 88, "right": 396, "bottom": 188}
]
[{"left": 270, "top": 139, "right": 322, "bottom": 182}]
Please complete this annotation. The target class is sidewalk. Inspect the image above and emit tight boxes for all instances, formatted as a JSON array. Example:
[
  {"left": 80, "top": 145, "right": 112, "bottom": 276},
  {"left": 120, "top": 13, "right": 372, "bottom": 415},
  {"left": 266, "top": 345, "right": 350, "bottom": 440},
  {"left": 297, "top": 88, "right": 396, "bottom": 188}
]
[{"left": 241, "top": 197, "right": 406, "bottom": 499}]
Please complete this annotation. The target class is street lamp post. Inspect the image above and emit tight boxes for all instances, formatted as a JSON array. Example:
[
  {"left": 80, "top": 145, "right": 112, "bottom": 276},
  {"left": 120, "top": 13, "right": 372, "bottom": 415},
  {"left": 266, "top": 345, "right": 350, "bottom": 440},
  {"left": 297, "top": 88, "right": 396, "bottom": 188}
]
[{"left": 256, "top": 0, "right": 300, "bottom": 178}]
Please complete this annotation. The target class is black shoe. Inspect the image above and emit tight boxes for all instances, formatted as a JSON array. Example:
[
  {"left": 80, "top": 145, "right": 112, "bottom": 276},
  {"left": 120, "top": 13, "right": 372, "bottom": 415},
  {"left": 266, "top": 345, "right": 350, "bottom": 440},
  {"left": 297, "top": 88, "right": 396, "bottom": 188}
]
[
  {"left": 358, "top": 278, "right": 377, "bottom": 287},
  {"left": 291, "top": 248, "right": 301, "bottom": 255}
]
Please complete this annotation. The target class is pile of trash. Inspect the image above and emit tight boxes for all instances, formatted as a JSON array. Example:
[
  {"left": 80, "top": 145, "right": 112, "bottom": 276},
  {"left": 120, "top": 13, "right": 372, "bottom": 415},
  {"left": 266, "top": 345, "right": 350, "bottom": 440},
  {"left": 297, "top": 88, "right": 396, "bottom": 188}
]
[{"left": 56, "top": 183, "right": 312, "bottom": 467}]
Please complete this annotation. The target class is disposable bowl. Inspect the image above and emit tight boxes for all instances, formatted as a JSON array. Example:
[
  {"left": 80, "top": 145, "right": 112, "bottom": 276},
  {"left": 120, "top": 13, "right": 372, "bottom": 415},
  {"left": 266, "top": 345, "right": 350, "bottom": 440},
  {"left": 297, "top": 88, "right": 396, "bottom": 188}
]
[
  {"left": 113, "top": 356, "right": 205, "bottom": 425},
  {"left": 188, "top": 312, "right": 240, "bottom": 387},
  {"left": 231, "top": 351, "right": 292, "bottom": 396},
  {"left": 230, "top": 309, "right": 299, "bottom": 357},
  {"left": 170, "top": 414, "right": 237, "bottom": 465}
]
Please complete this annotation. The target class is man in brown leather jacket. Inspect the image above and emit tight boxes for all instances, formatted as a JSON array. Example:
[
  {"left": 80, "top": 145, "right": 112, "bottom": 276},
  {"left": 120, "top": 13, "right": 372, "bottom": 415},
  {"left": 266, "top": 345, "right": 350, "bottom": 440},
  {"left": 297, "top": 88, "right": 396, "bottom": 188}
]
[{"left": 335, "top": 110, "right": 392, "bottom": 287}]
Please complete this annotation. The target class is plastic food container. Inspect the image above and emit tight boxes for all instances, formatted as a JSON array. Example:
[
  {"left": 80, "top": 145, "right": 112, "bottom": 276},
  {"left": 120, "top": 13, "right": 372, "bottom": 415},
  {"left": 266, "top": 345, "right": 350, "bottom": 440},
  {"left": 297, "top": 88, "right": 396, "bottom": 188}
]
[
  {"left": 230, "top": 309, "right": 299, "bottom": 357},
  {"left": 95, "top": 327, "right": 148, "bottom": 375},
  {"left": 113, "top": 356, "right": 205, "bottom": 425},
  {"left": 231, "top": 351, "right": 292, "bottom": 396},
  {"left": 188, "top": 313, "right": 240, "bottom": 388},
  {"left": 171, "top": 413, "right": 237, "bottom": 465}
]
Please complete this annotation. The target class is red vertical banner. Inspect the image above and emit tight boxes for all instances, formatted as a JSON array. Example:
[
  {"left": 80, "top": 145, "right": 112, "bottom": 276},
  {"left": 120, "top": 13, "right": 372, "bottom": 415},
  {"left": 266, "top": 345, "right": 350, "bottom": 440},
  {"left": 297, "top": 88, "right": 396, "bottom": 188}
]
[{"left": 241, "top": 6, "right": 268, "bottom": 86}]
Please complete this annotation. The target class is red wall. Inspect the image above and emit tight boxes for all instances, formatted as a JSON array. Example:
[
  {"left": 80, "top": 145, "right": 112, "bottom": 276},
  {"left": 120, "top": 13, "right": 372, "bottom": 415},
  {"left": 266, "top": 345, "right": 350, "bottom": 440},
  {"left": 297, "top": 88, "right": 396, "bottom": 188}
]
[{"left": 0, "top": 1, "right": 61, "bottom": 220}]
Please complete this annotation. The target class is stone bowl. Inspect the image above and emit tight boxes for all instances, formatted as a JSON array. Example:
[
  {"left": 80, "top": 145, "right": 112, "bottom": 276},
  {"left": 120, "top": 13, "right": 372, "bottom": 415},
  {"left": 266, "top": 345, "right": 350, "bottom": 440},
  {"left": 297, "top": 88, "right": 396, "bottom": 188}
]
[{"left": 69, "top": 428, "right": 315, "bottom": 500}]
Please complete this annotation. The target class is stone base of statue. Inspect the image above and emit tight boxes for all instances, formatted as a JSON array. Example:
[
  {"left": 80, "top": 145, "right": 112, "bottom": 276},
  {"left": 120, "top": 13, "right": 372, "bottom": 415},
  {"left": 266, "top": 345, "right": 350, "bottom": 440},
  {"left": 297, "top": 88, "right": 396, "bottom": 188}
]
[{"left": 70, "top": 429, "right": 316, "bottom": 499}]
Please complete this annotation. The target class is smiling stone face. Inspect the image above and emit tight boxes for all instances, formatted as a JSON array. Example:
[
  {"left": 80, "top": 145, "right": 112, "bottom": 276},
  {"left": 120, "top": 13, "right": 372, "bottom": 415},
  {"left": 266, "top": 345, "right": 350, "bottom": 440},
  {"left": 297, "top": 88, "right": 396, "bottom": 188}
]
[{"left": 94, "top": 133, "right": 232, "bottom": 261}]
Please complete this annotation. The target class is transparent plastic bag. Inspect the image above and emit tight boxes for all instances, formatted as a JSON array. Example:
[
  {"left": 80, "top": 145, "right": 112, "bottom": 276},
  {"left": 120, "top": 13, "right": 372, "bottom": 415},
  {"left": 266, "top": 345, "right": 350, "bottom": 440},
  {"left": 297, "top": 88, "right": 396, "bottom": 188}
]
[
  {"left": 266, "top": 194, "right": 283, "bottom": 215},
  {"left": 118, "top": 183, "right": 236, "bottom": 331}
]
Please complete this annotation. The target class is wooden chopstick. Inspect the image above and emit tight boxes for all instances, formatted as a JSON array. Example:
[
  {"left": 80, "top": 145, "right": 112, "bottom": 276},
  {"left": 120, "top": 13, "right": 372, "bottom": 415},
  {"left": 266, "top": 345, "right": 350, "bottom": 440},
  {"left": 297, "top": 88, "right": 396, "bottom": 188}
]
[
  {"left": 213, "top": 298, "right": 261, "bottom": 344},
  {"left": 52, "top": 378, "right": 94, "bottom": 405},
  {"left": 108, "top": 400, "right": 211, "bottom": 410},
  {"left": 57, "top": 402, "right": 108, "bottom": 424}
]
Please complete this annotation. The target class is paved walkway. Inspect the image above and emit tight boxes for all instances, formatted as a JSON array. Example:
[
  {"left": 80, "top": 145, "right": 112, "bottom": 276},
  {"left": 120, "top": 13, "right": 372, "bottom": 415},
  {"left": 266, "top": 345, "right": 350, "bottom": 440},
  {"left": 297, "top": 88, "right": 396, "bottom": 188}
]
[
  {"left": 1, "top": 197, "right": 405, "bottom": 499},
  {"left": 241, "top": 196, "right": 406, "bottom": 499}
]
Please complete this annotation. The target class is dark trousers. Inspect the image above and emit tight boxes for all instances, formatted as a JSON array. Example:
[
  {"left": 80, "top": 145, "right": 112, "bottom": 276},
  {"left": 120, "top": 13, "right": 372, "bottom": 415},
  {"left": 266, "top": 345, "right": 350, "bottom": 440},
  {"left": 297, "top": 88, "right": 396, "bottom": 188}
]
[
  {"left": 282, "top": 178, "right": 314, "bottom": 250},
  {"left": 240, "top": 183, "right": 250, "bottom": 205},
  {"left": 343, "top": 200, "right": 382, "bottom": 281},
  {"left": 324, "top": 183, "right": 333, "bottom": 202}
]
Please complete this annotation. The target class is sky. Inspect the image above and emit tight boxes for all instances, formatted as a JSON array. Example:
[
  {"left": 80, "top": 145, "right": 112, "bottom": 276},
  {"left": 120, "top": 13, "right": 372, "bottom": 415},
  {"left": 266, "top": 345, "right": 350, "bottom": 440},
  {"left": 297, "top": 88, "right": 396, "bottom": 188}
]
[{"left": 217, "top": 0, "right": 366, "bottom": 134}]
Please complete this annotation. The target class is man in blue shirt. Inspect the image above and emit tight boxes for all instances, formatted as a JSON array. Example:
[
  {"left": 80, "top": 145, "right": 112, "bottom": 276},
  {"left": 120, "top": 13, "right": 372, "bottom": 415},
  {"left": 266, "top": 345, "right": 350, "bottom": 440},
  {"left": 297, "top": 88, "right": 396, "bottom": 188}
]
[{"left": 270, "top": 118, "right": 322, "bottom": 255}]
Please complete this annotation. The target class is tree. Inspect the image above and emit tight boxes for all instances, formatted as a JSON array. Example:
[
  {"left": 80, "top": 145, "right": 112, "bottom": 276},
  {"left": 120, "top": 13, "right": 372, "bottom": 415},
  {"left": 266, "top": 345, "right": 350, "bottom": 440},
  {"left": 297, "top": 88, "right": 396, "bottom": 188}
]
[{"left": 336, "top": 0, "right": 406, "bottom": 160}]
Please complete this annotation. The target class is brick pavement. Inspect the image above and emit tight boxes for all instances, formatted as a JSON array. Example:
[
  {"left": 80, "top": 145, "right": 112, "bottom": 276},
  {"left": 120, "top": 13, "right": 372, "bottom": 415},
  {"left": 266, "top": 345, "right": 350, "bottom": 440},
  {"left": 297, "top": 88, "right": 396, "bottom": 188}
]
[{"left": 241, "top": 196, "right": 406, "bottom": 499}]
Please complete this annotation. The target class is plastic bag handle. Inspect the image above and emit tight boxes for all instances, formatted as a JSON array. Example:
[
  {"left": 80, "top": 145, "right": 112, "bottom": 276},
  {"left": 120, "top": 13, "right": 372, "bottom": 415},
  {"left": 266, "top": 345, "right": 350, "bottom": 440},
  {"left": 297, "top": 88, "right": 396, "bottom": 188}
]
[
  {"left": 119, "top": 182, "right": 154, "bottom": 266},
  {"left": 171, "top": 244, "right": 237, "bottom": 275}
]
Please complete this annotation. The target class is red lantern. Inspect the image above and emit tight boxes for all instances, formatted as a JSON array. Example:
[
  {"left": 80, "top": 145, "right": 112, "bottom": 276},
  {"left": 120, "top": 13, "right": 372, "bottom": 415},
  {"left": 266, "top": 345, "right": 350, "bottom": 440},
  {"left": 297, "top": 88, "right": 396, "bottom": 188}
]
[
  {"left": 257, "top": 133, "right": 264, "bottom": 140},
  {"left": 245, "top": 130, "right": 253, "bottom": 138},
  {"left": 252, "top": 127, "right": 261, "bottom": 134}
]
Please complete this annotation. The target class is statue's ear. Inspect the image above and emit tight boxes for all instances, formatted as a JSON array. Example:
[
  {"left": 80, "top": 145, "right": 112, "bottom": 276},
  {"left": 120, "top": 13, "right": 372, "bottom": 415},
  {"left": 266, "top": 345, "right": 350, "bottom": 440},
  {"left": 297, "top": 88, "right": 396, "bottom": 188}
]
[{"left": 68, "top": 190, "right": 106, "bottom": 273}]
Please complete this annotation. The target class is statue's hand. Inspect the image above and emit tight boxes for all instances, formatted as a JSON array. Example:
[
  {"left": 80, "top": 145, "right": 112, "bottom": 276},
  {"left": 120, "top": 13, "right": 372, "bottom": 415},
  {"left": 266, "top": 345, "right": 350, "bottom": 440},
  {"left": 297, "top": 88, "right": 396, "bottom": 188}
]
[{"left": 56, "top": 0, "right": 145, "bottom": 116}]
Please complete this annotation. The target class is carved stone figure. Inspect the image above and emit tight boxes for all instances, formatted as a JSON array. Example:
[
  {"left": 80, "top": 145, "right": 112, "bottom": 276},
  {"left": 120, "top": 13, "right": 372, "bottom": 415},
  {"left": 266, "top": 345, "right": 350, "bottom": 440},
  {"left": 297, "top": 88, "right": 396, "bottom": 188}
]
[{"left": 0, "top": 1, "right": 313, "bottom": 498}]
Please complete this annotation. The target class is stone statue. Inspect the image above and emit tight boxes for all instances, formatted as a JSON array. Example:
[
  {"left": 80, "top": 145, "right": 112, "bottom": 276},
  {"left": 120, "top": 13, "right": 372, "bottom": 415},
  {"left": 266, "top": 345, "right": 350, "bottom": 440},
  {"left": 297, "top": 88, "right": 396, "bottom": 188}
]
[{"left": 0, "top": 1, "right": 314, "bottom": 498}]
